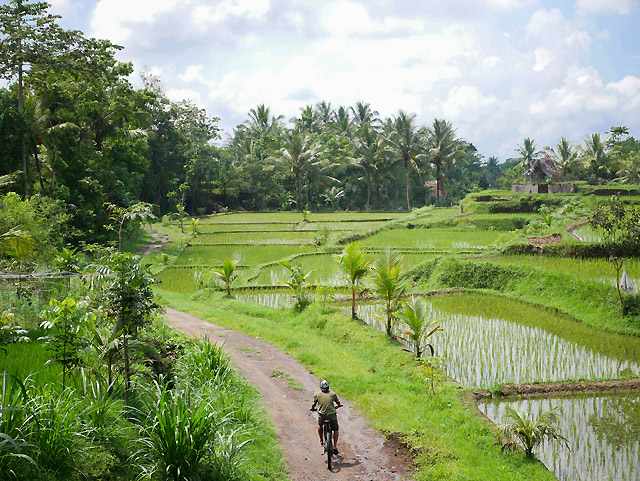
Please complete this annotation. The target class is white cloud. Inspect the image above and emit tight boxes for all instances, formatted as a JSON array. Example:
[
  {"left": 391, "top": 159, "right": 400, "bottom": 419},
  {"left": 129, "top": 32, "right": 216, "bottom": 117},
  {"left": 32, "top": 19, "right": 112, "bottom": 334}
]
[
  {"left": 48, "top": 0, "right": 73, "bottom": 16},
  {"left": 90, "top": 0, "right": 181, "bottom": 43},
  {"left": 575, "top": 0, "right": 634, "bottom": 15},
  {"left": 607, "top": 76, "right": 640, "bottom": 110},
  {"left": 166, "top": 88, "right": 202, "bottom": 105},
  {"left": 191, "top": 0, "right": 271, "bottom": 27}
]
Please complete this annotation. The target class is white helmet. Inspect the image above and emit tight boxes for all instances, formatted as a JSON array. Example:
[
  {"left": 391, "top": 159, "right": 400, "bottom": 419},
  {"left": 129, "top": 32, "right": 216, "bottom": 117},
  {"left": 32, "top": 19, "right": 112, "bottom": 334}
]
[{"left": 320, "top": 379, "right": 330, "bottom": 393}]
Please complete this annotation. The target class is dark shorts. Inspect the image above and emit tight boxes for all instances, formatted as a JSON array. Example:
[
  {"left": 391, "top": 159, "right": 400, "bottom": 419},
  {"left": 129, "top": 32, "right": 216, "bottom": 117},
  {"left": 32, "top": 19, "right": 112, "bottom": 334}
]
[{"left": 318, "top": 413, "right": 339, "bottom": 431}]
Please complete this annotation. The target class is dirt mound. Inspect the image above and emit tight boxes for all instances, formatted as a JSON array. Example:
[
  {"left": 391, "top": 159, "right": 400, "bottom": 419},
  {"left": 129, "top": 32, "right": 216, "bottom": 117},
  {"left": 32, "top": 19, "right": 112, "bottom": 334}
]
[{"left": 527, "top": 233, "right": 563, "bottom": 247}]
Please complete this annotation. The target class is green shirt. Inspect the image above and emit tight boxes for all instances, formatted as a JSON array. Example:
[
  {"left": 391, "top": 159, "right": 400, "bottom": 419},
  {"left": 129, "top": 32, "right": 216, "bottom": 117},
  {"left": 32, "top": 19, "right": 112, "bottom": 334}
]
[{"left": 313, "top": 391, "right": 340, "bottom": 415}]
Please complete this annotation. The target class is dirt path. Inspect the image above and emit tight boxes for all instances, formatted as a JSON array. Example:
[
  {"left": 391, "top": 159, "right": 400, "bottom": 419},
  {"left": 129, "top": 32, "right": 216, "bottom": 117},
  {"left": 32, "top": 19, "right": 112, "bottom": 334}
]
[
  {"left": 136, "top": 228, "right": 169, "bottom": 256},
  {"left": 165, "top": 308, "right": 412, "bottom": 481}
]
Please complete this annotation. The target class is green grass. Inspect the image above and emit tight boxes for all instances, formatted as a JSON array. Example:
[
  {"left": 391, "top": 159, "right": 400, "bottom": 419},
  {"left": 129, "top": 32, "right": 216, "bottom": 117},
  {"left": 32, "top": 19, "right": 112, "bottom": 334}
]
[
  {"left": 0, "top": 341, "right": 61, "bottom": 387},
  {"left": 197, "top": 211, "right": 406, "bottom": 225},
  {"left": 157, "top": 289, "right": 556, "bottom": 481}
]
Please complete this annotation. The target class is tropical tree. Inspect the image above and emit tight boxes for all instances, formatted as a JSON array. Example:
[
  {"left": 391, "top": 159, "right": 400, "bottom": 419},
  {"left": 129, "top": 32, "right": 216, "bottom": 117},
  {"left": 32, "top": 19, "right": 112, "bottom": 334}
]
[
  {"left": 515, "top": 138, "right": 542, "bottom": 171},
  {"left": 271, "top": 131, "right": 321, "bottom": 210},
  {"left": 335, "top": 242, "right": 372, "bottom": 319},
  {"left": 213, "top": 259, "right": 240, "bottom": 296},
  {"left": 349, "top": 101, "right": 379, "bottom": 131},
  {"left": 371, "top": 249, "right": 407, "bottom": 336},
  {"left": 590, "top": 196, "right": 640, "bottom": 307},
  {"left": 494, "top": 406, "right": 568, "bottom": 458},
  {"left": 396, "top": 296, "right": 441, "bottom": 358},
  {"left": 39, "top": 297, "right": 95, "bottom": 390},
  {"left": 424, "top": 119, "right": 465, "bottom": 206},
  {"left": 321, "top": 186, "right": 344, "bottom": 210},
  {"left": 546, "top": 137, "right": 578, "bottom": 178},
  {"left": 331, "top": 106, "right": 351, "bottom": 137},
  {"left": 583, "top": 132, "right": 610, "bottom": 183},
  {"left": 387, "top": 111, "right": 422, "bottom": 210},
  {"left": 279, "top": 260, "right": 312, "bottom": 310},
  {"left": 96, "top": 252, "right": 158, "bottom": 407},
  {"left": 105, "top": 201, "right": 155, "bottom": 251},
  {"left": 350, "top": 123, "right": 390, "bottom": 209},
  {"left": 245, "top": 104, "right": 283, "bottom": 137}
]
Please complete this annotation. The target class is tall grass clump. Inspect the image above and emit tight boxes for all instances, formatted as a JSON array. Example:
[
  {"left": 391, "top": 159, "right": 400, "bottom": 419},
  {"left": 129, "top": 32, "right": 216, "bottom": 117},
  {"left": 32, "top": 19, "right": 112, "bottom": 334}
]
[{"left": 136, "top": 380, "right": 222, "bottom": 481}]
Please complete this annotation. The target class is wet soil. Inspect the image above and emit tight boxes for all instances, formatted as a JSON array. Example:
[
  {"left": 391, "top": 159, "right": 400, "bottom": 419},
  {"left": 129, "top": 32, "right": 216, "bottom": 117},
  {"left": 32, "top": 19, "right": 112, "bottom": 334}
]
[{"left": 165, "top": 308, "right": 413, "bottom": 481}]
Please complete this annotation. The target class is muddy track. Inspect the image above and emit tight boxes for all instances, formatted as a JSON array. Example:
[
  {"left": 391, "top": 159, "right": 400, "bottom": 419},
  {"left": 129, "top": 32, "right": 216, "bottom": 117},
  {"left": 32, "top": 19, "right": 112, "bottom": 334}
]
[{"left": 165, "top": 308, "right": 413, "bottom": 481}]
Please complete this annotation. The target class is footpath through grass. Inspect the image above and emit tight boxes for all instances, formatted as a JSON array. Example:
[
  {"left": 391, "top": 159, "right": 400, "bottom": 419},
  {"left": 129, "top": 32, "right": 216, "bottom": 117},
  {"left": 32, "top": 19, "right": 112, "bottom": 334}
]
[{"left": 157, "top": 288, "right": 556, "bottom": 481}]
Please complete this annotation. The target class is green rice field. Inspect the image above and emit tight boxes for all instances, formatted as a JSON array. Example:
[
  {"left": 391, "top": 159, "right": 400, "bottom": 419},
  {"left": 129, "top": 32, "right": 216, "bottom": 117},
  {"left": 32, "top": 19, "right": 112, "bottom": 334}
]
[
  {"left": 482, "top": 392, "right": 640, "bottom": 481},
  {"left": 354, "top": 293, "right": 640, "bottom": 388},
  {"left": 361, "top": 228, "right": 503, "bottom": 249}
]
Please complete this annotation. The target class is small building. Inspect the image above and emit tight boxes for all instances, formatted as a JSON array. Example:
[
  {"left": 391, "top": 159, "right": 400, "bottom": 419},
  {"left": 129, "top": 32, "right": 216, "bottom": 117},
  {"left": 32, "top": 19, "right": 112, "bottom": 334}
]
[
  {"left": 523, "top": 153, "right": 563, "bottom": 183},
  {"left": 512, "top": 153, "right": 574, "bottom": 193}
]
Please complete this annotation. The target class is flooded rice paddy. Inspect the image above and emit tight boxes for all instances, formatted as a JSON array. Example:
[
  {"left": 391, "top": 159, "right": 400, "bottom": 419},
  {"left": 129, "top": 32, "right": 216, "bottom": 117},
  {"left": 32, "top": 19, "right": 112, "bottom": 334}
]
[{"left": 481, "top": 392, "right": 640, "bottom": 481}]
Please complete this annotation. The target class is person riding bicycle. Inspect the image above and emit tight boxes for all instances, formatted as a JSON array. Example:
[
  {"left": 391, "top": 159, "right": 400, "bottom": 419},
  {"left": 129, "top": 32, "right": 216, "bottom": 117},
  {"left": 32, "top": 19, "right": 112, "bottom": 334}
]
[{"left": 310, "top": 379, "right": 342, "bottom": 454}]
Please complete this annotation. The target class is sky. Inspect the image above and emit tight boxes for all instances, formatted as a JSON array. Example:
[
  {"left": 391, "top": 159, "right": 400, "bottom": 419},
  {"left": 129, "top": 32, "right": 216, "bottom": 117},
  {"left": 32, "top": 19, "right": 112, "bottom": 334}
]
[{"left": 31, "top": 0, "right": 640, "bottom": 158}]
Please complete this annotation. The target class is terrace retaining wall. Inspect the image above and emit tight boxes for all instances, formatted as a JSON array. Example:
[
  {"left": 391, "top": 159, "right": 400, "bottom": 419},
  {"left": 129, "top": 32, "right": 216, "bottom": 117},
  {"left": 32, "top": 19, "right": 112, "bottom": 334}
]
[{"left": 512, "top": 183, "right": 575, "bottom": 194}]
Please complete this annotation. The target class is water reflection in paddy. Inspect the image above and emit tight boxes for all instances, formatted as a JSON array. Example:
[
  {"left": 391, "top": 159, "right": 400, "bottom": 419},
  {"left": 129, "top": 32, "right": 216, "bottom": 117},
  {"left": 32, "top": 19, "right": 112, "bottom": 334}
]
[{"left": 481, "top": 392, "right": 640, "bottom": 481}]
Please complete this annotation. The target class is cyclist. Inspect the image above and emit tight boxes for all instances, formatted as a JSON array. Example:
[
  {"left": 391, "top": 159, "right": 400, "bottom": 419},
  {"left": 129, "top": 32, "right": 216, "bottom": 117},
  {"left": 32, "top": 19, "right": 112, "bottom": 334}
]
[{"left": 310, "top": 379, "right": 342, "bottom": 454}]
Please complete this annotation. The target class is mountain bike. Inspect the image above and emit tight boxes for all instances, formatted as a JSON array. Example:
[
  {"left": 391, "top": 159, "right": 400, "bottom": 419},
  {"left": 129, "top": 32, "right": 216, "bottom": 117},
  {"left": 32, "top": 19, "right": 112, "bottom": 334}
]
[
  {"left": 311, "top": 407, "right": 340, "bottom": 470},
  {"left": 322, "top": 418, "right": 334, "bottom": 470}
]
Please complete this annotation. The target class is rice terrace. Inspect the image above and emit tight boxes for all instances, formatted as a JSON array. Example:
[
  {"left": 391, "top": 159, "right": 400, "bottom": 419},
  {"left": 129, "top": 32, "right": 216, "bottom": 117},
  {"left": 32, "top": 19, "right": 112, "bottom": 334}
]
[{"left": 2, "top": 1, "right": 640, "bottom": 481}]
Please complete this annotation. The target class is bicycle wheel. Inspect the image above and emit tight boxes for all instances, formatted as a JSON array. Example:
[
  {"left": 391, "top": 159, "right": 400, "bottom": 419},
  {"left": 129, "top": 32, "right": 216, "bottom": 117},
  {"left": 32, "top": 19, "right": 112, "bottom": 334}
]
[{"left": 325, "top": 423, "right": 333, "bottom": 470}]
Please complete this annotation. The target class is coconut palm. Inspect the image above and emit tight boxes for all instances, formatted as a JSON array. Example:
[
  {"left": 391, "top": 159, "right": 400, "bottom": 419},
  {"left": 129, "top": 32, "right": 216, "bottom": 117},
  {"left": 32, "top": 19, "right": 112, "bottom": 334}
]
[
  {"left": 583, "top": 132, "right": 610, "bottom": 183},
  {"left": 387, "top": 111, "right": 422, "bottom": 210},
  {"left": 213, "top": 259, "right": 240, "bottom": 296},
  {"left": 424, "top": 119, "right": 465, "bottom": 206},
  {"left": 494, "top": 406, "right": 568, "bottom": 458},
  {"left": 245, "top": 104, "right": 283, "bottom": 137},
  {"left": 349, "top": 101, "right": 379, "bottom": 130},
  {"left": 371, "top": 249, "right": 407, "bottom": 336},
  {"left": 271, "top": 131, "right": 321, "bottom": 211},
  {"left": 350, "top": 123, "right": 390, "bottom": 209},
  {"left": 396, "top": 297, "right": 441, "bottom": 358},
  {"left": 314, "top": 101, "right": 334, "bottom": 132},
  {"left": 546, "top": 137, "right": 578, "bottom": 178},
  {"left": 331, "top": 106, "right": 351, "bottom": 137},
  {"left": 335, "top": 242, "right": 372, "bottom": 319},
  {"left": 515, "top": 138, "right": 542, "bottom": 171}
]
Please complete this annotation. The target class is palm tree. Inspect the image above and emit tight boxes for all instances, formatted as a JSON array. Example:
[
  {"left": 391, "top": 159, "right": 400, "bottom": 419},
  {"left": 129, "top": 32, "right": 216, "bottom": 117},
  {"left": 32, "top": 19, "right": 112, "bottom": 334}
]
[
  {"left": 271, "top": 131, "right": 321, "bottom": 211},
  {"left": 350, "top": 123, "right": 390, "bottom": 209},
  {"left": 424, "top": 119, "right": 465, "bottom": 206},
  {"left": 245, "top": 104, "right": 283, "bottom": 137},
  {"left": 334, "top": 242, "right": 372, "bottom": 319},
  {"left": 546, "top": 137, "right": 577, "bottom": 178},
  {"left": 213, "top": 259, "right": 240, "bottom": 296},
  {"left": 494, "top": 406, "right": 568, "bottom": 458},
  {"left": 349, "top": 101, "right": 379, "bottom": 131},
  {"left": 371, "top": 249, "right": 407, "bottom": 336},
  {"left": 583, "top": 132, "right": 609, "bottom": 183},
  {"left": 387, "top": 111, "right": 422, "bottom": 210},
  {"left": 515, "top": 138, "right": 542, "bottom": 171},
  {"left": 314, "top": 101, "right": 334, "bottom": 132},
  {"left": 396, "top": 296, "right": 441, "bottom": 358},
  {"left": 331, "top": 106, "right": 351, "bottom": 137}
]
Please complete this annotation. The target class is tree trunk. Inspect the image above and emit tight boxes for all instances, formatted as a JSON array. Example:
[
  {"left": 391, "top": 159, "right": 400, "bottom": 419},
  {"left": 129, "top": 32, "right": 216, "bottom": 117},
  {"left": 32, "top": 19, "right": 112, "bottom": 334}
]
[
  {"left": 18, "top": 63, "right": 28, "bottom": 198},
  {"left": 436, "top": 163, "right": 441, "bottom": 207},
  {"left": 351, "top": 287, "right": 356, "bottom": 319},
  {"left": 404, "top": 157, "right": 411, "bottom": 211},
  {"left": 375, "top": 172, "right": 381, "bottom": 210}
]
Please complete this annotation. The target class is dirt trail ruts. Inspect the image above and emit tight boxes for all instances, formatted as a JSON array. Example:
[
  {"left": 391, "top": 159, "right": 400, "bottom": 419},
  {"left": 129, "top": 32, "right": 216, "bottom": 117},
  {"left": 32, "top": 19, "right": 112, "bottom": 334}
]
[
  {"left": 165, "top": 308, "right": 413, "bottom": 481},
  {"left": 136, "top": 228, "right": 169, "bottom": 256}
]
